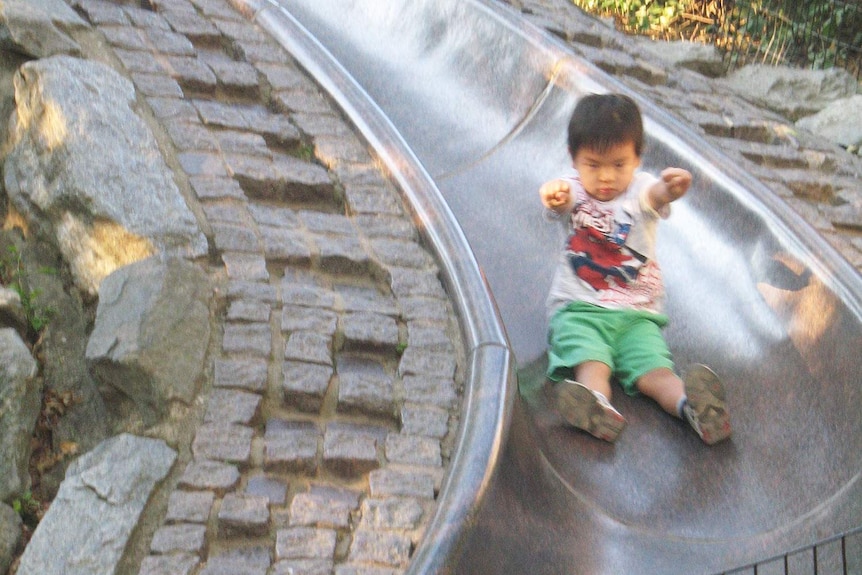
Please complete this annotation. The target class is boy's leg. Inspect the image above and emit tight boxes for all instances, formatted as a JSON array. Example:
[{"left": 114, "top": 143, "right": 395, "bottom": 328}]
[
  {"left": 557, "top": 361, "right": 626, "bottom": 442},
  {"left": 635, "top": 367, "right": 684, "bottom": 415}
]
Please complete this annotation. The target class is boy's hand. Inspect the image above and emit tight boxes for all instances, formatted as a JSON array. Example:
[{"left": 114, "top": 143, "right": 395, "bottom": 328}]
[
  {"left": 540, "top": 179, "right": 571, "bottom": 211},
  {"left": 648, "top": 167, "right": 692, "bottom": 211},
  {"left": 660, "top": 168, "right": 692, "bottom": 200}
]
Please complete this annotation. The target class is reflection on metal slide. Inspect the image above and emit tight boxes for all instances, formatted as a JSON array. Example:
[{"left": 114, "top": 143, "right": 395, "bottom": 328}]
[{"left": 237, "top": 0, "right": 862, "bottom": 573}]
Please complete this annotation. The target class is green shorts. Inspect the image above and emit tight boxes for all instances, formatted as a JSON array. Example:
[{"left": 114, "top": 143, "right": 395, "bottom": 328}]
[{"left": 547, "top": 301, "right": 674, "bottom": 395}]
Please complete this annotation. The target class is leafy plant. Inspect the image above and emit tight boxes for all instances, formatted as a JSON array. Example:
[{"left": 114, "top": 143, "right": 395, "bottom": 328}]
[{"left": 0, "top": 245, "right": 56, "bottom": 335}]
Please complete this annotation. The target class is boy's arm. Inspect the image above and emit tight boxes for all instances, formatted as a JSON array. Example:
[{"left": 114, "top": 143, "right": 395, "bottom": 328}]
[
  {"left": 646, "top": 167, "right": 692, "bottom": 212},
  {"left": 540, "top": 178, "right": 574, "bottom": 215}
]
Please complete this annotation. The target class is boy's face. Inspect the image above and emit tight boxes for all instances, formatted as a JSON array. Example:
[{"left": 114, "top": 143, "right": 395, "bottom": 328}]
[{"left": 572, "top": 141, "right": 641, "bottom": 202}]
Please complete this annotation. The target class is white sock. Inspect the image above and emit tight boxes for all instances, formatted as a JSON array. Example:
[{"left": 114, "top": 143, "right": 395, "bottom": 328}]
[{"left": 676, "top": 396, "right": 688, "bottom": 419}]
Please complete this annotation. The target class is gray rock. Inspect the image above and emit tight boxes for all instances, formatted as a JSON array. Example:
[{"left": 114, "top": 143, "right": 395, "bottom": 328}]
[
  {"left": 719, "top": 64, "right": 859, "bottom": 120},
  {"left": 86, "top": 256, "right": 213, "bottom": 425},
  {"left": 0, "top": 0, "right": 87, "bottom": 58},
  {"left": 3, "top": 56, "right": 207, "bottom": 297},
  {"left": 0, "top": 328, "right": 39, "bottom": 502},
  {"left": 632, "top": 37, "right": 725, "bottom": 77},
  {"left": 0, "top": 285, "right": 27, "bottom": 335},
  {"left": 796, "top": 94, "right": 862, "bottom": 151},
  {"left": 15, "top": 434, "right": 177, "bottom": 575},
  {"left": 0, "top": 501, "right": 23, "bottom": 575}
]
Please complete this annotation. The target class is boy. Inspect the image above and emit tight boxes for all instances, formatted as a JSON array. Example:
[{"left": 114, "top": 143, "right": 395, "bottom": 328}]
[{"left": 539, "top": 93, "right": 731, "bottom": 444}]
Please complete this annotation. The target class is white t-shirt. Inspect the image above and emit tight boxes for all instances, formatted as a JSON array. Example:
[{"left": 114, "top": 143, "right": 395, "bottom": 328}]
[{"left": 546, "top": 170, "right": 669, "bottom": 317}]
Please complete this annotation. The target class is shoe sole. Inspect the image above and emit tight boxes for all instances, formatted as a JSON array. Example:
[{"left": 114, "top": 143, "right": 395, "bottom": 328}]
[
  {"left": 557, "top": 380, "right": 626, "bottom": 442},
  {"left": 684, "top": 364, "right": 732, "bottom": 445}
]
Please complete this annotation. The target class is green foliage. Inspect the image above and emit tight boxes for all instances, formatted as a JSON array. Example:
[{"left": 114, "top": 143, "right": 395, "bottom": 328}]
[
  {"left": 12, "top": 490, "right": 41, "bottom": 526},
  {"left": 0, "top": 245, "right": 56, "bottom": 334},
  {"left": 572, "top": 0, "right": 692, "bottom": 34}
]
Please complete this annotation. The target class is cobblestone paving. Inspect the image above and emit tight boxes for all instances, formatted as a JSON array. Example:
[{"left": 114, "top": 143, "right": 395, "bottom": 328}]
[
  {"left": 67, "top": 0, "right": 463, "bottom": 573},
  {"left": 61, "top": 0, "right": 860, "bottom": 573}
]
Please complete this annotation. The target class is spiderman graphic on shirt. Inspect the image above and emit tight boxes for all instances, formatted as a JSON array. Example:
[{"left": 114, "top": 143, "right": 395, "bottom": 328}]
[{"left": 567, "top": 197, "right": 646, "bottom": 293}]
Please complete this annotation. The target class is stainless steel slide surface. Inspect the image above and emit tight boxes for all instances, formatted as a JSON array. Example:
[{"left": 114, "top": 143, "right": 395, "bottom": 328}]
[{"left": 243, "top": 1, "right": 862, "bottom": 573}]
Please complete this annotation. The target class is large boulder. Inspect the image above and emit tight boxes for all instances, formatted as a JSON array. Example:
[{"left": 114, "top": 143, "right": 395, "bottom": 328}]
[
  {"left": 0, "top": 328, "right": 40, "bottom": 503},
  {"left": 15, "top": 434, "right": 176, "bottom": 575},
  {"left": 3, "top": 55, "right": 207, "bottom": 298},
  {"left": 0, "top": 0, "right": 87, "bottom": 58},
  {"left": 718, "top": 64, "right": 859, "bottom": 120},
  {"left": 796, "top": 94, "right": 862, "bottom": 153},
  {"left": 0, "top": 502, "right": 22, "bottom": 575},
  {"left": 86, "top": 256, "right": 213, "bottom": 426}
]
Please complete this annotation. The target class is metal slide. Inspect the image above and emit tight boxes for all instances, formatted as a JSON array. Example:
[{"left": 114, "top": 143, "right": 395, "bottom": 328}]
[{"left": 237, "top": 1, "right": 862, "bottom": 573}]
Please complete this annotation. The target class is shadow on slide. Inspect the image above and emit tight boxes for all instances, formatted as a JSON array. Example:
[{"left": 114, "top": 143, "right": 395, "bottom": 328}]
[{"left": 239, "top": 0, "right": 862, "bottom": 572}]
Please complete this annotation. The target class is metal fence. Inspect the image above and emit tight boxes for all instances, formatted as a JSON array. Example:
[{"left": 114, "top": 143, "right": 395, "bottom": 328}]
[{"left": 718, "top": 0, "right": 862, "bottom": 78}]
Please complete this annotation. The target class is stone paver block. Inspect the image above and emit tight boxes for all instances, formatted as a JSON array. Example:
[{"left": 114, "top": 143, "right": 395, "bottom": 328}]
[
  {"left": 322, "top": 423, "right": 382, "bottom": 478},
  {"left": 337, "top": 285, "right": 399, "bottom": 315},
  {"left": 341, "top": 311, "right": 400, "bottom": 350},
  {"left": 234, "top": 39, "right": 292, "bottom": 65},
  {"left": 271, "top": 559, "right": 333, "bottom": 575},
  {"left": 166, "top": 56, "right": 218, "bottom": 93},
  {"left": 369, "top": 469, "right": 435, "bottom": 500},
  {"left": 282, "top": 304, "right": 338, "bottom": 334},
  {"left": 222, "top": 322, "right": 272, "bottom": 357},
  {"left": 227, "top": 280, "right": 278, "bottom": 303},
  {"left": 400, "top": 404, "right": 450, "bottom": 439},
  {"left": 348, "top": 529, "right": 412, "bottom": 568},
  {"left": 336, "top": 357, "right": 395, "bottom": 418},
  {"left": 385, "top": 434, "right": 441, "bottom": 467},
  {"left": 190, "top": 176, "right": 247, "bottom": 200},
  {"left": 291, "top": 113, "right": 353, "bottom": 139},
  {"left": 282, "top": 282, "right": 337, "bottom": 308},
  {"left": 255, "top": 62, "right": 314, "bottom": 91},
  {"left": 259, "top": 225, "right": 312, "bottom": 262},
  {"left": 207, "top": 59, "right": 260, "bottom": 96},
  {"left": 167, "top": 121, "right": 220, "bottom": 152},
  {"left": 299, "top": 210, "right": 355, "bottom": 235},
  {"left": 139, "top": 553, "right": 199, "bottom": 575},
  {"left": 275, "top": 527, "right": 337, "bottom": 561},
  {"left": 178, "top": 151, "right": 228, "bottom": 176},
  {"left": 273, "top": 89, "right": 334, "bottom": 114},
  {"left": 204, "top": 389, "right": 261, "bottom": 425},
  {"left": 401, "top": 375, "right": 458, "bottom": 410},
  {"left": 214, "top": 357, "right": 268, "bottom": 393},
  {"left": 113, "top": 47, "right": 162, "bottom": 73},
  {"left": 369, "top": 238, "right": 434, "bottom": 268},
  {"left": 192, "top": 423, "right": 254, "bottom": 465},
  {"left": 147, "top": 97, "right": 200, "bottom": 123},
  {"left": 284, "top": 331, "right": 333, "bottom": 365},
  {"left": 350, "top": 214, "right": 416, "bottom": 240},
  {"left": 198, "top": 546, "right": 271, "bottom": 575},
  {"left": 344, "top": 185, "right": 404, "bottom": 216},
  {"left": 334, "top": 565, "right": 401, "bottom": 575},
  {"left": 248, "top": 203, "right": 301, "bottom": 227},
  {"left": 227, "top": 298, "right": 272, "bottom": 322},
  {"left": 313, "top": 135, "right": 371, "bottom": 167},
  {"left": 217, "top": 131, "right": 271, "bottom": 156},
  {"left": 264, "top": 420, "right": 320, "bottom": 473},
  {"left": 162, "top": 10, "right": 221, "bottom": 42},
  {"left": 388, "top": 267, "right": 446, "bottom": 299},
  {"left": 149, "top": 523, "right": 207, "bottom": 554},
  {"left": 406, "top": 323, "right": 453, "bottom": 352},
  {"left": 194, "top": 99, "right": 252, "bottom": 130},
  {"left": 289, "top": 484, "right": 361, "bottom": 528},
  {"left": 211, "top": 222, "right": 261, "bottom": 253},
  {"left": 398, "top": 348, "right": 457, "bottom": 378},
  {"left": 282, "top": 361, "right": 333, "bottom": 412},
  {"left": 246, "top": 475, "right": 287, "bottom": 505},
  {"left": 218, "top": 493, "right": 270, "bottom": 537},
  {"left": 359, "top": 497, "right": 424, "bottom": 530},
  {"left": 178, "top": 460, "right": 241, "bottom": 494},
  {"left": 166, "top": 490, "right": 216, "bottom": 524},
  {"left": 131, "top": 72, "right": 185, "bottom": 98}
]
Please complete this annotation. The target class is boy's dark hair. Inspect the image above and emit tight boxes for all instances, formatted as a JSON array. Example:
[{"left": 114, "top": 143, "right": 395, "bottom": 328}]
[{"left": 567, "top": 93, "right": 644, "bottom": 158}]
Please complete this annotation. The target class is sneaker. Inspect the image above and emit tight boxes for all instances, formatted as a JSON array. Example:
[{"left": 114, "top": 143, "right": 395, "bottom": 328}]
[
  {"left": 682, "top": 364, "right": 732, "bottom": 445},
  {"left": 557, "top": 380, "right": 627, "bottom": 442}
]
